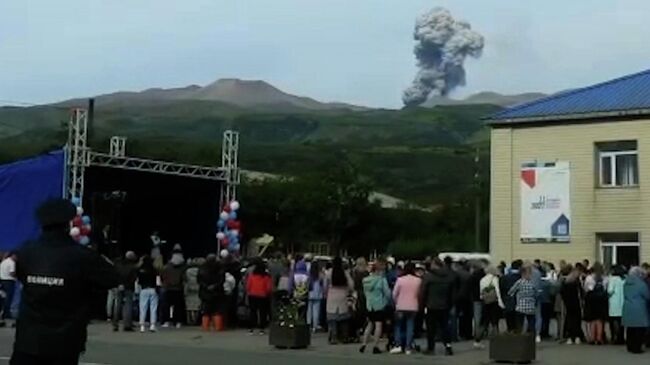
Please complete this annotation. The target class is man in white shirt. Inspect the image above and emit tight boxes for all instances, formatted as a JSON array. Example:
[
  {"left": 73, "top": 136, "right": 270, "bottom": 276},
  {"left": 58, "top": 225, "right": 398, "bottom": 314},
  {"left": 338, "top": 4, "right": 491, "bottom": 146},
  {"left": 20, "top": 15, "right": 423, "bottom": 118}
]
[{"left": 0, "top": 252, "right": 17, "bottom": 319}]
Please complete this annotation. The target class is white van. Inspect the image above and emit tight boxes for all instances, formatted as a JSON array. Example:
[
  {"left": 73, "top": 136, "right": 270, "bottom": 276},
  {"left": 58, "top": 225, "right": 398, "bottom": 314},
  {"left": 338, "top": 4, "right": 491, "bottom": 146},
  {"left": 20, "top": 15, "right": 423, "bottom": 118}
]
[{"left": 438, "top": 252, "right": 491, "bottom": 263}]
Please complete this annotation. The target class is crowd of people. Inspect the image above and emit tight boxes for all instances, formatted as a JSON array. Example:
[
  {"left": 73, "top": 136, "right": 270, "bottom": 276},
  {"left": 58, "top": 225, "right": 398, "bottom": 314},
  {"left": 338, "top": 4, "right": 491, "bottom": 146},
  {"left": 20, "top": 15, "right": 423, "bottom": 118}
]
[
  {"left": 107, "top": 245, "right": 238, "bottom": 333},
  {"left": 5, "top": 243, "right": 650, "bottom": 356}
]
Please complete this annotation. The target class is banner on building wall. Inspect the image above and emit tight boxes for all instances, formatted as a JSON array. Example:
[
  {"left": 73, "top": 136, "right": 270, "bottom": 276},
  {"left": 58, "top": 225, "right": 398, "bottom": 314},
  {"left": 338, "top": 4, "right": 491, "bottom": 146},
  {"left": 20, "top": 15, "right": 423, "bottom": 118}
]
[{"left": 520, "top": 161, "right": 571, "bottom": 243}]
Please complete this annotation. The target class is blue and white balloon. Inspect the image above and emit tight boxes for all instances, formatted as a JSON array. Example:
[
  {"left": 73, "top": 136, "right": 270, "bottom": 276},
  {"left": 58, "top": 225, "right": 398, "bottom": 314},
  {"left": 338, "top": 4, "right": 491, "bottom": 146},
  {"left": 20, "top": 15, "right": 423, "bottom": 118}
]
[
  {"left": 219, "top": 211, "right": 230, "bottom": 221},
  {"left": 79, "top": 236, "right": 90, "bottom": 245},
  {"left": 229, "top": 211, "right": 237, "bottom": 220},
  {"left": 71, "top": 197, "right": 81, "bottom": 207},
  {"left": 217, "top": 220, "right": 226, "bottom": 228},
  {"left": 216, "top": 232, "right": 226, "bottom": 240},
  {"left": 230, "top": 200, "right": 240, "bottom": 212},
  {"left": 82, "top": 215, "right": 91, "bottom": 225}
]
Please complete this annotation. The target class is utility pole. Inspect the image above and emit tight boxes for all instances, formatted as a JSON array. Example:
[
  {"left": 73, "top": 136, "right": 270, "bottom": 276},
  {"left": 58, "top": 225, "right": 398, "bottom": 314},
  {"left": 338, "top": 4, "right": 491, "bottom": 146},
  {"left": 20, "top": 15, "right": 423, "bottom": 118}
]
[{"left": 474, "top": 147, "right": 481, "bottom": 252}]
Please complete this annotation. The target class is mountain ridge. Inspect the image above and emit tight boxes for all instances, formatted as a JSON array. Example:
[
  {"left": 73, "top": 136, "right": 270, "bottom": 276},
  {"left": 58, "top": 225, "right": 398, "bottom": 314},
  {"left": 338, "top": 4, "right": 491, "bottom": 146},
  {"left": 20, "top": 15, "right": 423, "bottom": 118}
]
[{"left": 58, "top": 78, "right": 367, "bottom": 111}]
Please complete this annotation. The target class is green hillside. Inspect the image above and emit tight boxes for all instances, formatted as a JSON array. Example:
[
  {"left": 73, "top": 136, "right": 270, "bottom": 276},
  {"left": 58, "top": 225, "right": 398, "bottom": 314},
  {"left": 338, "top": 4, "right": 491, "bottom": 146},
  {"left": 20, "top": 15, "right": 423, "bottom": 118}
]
[{"left": 0, "top": 101, "right": 500, "bottom": 206}]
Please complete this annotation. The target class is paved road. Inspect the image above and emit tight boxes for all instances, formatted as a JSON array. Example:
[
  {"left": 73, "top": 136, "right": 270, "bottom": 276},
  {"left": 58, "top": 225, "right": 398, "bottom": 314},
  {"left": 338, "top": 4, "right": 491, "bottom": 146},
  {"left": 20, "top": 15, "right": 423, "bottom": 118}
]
[{"left": 0, "top": 324, "right": 647, "bottom": 364}]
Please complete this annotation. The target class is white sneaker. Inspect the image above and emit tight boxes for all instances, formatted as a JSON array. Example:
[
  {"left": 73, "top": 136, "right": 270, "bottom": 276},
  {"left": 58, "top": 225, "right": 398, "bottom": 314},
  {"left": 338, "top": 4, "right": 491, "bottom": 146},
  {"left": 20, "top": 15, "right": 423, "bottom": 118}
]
[
  {"left": 162, "top": 322, "right": 170, "bottom": 328},
  {"left": 473, "top": 342, "right": 485, "bottom": 349},
  {"left": 389, "top": 347, "right": 403, "bottom": 354},
  {"left": 149, "top": 324, "right": 157, "bottom": 332},
  {"left": 405, "top": 350, "right": 412, "bottom": 355},
  {"left": 566, "top": 339, "right": 573, "bottom": 345},
  {"left": 175, "top": 323, "right": 182, "bottom": 329},
  {"left": 536, "top": 335, "right": 541, "bottom": 344},
  {"left": 140, "top": 325, "right": 146, "bottom": 333},
  {"left": 575, "top": 338, "right": 581, "bottom": 345}
]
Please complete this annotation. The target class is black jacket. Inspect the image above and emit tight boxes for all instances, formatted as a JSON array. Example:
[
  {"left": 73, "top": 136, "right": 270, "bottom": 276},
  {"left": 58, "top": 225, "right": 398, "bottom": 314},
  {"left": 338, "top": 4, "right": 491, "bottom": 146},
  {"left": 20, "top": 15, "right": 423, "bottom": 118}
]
[
  {"left": 421, "top": 267, "right": 457, "bottom": 310},
  {"left": 137, "top": 265, "right": 157, "bottom": 289},
  {"left": 468, "top": 268, "right": 485, "bottom": 302},
  {"left": 198, "top": 262, "right": 226, "bottom": 314},
  {"left": 14, "top": 231, "right": 119, "bottom": 357},
  {"left": 499, "top": 271, "right": 521, "bottom": 312},
  {"left": 455, "top": 268, "right": 472, "bottom": 303},
  {"left": 115, "top": 258, "right": 138, "bottom": 291}
]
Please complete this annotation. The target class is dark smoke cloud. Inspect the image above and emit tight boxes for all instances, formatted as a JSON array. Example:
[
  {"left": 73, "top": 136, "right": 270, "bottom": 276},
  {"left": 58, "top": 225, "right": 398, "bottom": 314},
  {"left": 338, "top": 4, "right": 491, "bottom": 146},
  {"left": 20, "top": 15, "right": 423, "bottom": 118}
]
[{"left": 403, "top": 7, "right": 485, "bottom": 107}]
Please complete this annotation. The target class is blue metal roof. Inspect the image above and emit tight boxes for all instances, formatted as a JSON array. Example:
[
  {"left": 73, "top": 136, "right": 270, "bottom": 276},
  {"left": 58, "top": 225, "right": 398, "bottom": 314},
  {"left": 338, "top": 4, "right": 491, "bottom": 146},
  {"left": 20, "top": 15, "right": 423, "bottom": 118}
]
[{"left": 487, "top": 69, "right": 650, "bottom": 124}]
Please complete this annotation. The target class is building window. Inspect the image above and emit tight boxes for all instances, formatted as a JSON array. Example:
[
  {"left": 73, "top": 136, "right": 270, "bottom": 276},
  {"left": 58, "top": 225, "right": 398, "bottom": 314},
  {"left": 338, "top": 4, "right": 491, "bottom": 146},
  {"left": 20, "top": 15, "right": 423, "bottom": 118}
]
[
  {"left": 597, "top": 141, "right": 638, "bottom": 187},
  {"left": 598, "top": 232, "right": 639, "bottom": 268}
]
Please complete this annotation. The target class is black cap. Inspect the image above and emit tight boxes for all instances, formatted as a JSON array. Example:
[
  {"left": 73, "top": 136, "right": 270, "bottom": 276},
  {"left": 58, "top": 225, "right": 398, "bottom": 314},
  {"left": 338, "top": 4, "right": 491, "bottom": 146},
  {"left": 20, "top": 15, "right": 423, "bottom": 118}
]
[{"left": 36, "top": 199, "right": 77, "bottom": 227}]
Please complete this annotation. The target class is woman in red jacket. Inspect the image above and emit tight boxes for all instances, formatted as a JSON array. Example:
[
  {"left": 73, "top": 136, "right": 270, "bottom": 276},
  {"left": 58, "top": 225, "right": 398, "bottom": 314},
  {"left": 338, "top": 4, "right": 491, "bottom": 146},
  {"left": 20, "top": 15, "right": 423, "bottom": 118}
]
[{"left": 246, "top": 261, "right": 273, "bottom": 334}]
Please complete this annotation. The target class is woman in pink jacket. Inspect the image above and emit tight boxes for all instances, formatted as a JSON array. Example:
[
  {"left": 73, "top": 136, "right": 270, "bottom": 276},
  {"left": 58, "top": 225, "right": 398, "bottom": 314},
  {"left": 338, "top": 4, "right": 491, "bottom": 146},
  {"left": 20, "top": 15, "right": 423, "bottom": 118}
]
[{"left": 390, "top": 262, "right": 422, "bottom": 355}]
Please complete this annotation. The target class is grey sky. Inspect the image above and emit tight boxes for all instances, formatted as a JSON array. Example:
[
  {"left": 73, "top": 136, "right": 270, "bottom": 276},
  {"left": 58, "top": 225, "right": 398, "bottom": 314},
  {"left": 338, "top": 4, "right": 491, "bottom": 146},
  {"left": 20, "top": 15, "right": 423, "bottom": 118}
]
[{"left": 2, "top": 0, "right": 649, "bottom": 109}]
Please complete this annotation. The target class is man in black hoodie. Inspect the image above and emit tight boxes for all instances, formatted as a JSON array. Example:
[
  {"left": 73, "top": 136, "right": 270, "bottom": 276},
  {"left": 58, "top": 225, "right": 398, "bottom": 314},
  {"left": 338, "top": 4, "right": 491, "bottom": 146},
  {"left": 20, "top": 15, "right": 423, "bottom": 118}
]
[
  {"left": 454, "top": 261, "right": 473, "bottom": 340},
  {"left": 421, "top": 258, "right": 456, "bottom": 356},
  {"left": 468, "top": 260, "right": 486, "bottom": 345},
  {"left": 112, "top": 251, "right": 138, "bottom": 332},
  {"left": 499, "top": 260, "right": 522, "bottom": 332}
]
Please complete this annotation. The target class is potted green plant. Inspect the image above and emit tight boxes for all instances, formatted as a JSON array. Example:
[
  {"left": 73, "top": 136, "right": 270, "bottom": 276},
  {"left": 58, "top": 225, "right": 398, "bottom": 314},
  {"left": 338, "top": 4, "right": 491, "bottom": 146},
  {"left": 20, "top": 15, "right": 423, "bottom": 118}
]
[{"left": 269, "top": 297, "right": 311, "bottom": 349}]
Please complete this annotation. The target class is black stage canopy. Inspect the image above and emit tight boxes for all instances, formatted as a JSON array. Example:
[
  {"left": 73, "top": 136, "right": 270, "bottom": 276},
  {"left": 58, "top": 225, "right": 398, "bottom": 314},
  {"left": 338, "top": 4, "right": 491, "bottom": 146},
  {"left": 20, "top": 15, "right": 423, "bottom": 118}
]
[{"left": 85, "top": 166, "right": 220, "bottom": 260}]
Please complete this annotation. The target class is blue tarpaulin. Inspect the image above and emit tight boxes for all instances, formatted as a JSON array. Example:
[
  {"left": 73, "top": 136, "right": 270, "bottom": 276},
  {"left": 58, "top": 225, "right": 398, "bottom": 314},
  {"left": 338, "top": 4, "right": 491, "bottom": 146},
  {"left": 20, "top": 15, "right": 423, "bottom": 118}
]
[{"left": 0, "top": 150, "right": 65, "bottom": 251}]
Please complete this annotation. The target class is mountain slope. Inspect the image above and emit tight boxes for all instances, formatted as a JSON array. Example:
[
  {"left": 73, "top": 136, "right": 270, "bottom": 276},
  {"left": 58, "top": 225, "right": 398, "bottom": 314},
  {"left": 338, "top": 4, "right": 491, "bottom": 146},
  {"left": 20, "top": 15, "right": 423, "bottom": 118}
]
[
  {"left": 188, "top": 79, "right": 321, "bottom": 109},
  {"left": 59, "top": 78, "right": 366, "bottom": 111}
]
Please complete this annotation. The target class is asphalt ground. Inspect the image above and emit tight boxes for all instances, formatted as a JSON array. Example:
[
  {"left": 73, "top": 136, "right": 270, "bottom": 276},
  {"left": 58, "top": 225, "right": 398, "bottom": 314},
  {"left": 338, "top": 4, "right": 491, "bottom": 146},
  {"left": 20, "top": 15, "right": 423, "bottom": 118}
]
[{"left": 0, "top": 323, "right": 648, "bottom": 365}]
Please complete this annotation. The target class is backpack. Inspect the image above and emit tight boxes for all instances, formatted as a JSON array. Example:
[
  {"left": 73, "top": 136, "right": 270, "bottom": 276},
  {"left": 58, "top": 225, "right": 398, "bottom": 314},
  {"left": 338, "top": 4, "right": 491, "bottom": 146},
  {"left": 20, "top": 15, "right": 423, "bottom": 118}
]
[
  {"left": 592, "top": 279, "right": 607, "bottom": 299},
  {"left": 482, "top": 278, "right": 498, "bottom": 304}
]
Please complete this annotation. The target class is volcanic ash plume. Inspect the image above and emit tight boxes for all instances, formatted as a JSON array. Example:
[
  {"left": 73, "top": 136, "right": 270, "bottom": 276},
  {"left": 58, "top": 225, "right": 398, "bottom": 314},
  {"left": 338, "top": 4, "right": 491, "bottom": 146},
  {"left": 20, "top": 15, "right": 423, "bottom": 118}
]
[{"left": 402, "top": 7, "right": 485, "bottom": 106}]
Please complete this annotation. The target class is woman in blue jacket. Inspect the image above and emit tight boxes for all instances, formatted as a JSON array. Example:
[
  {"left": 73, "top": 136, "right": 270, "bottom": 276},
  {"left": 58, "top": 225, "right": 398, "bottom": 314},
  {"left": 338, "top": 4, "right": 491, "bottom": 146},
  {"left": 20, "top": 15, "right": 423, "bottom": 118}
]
[
  {"left": 607, "top": 265, "right": 626, "bottom": 345},
  {"left": 622, "top": 266, "right": 650, "bottom": 354}
]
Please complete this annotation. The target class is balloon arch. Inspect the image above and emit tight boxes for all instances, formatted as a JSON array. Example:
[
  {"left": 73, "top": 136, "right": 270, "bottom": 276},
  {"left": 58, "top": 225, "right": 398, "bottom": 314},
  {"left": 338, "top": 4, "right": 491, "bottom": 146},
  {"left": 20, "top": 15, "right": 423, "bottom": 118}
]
[{"left": 216, "top": 200, "right": 242, "bottom": 255}]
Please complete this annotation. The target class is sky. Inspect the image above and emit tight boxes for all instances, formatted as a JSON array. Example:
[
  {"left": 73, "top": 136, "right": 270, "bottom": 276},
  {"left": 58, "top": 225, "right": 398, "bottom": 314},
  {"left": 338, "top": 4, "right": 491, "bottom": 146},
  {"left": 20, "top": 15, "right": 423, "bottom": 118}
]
[{"left": 1, "top": 0, "right": 650, "bottom": 109}]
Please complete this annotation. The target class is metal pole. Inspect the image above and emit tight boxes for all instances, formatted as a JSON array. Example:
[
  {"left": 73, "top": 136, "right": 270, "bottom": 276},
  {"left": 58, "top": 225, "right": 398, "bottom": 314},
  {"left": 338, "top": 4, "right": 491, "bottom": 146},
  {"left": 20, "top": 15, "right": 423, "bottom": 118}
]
[
  {"left": 474, "top": 147, "right": 481, "bottom": 252},
  {"left": 88, "top": 98, "right": 95, "bottom": 141}
]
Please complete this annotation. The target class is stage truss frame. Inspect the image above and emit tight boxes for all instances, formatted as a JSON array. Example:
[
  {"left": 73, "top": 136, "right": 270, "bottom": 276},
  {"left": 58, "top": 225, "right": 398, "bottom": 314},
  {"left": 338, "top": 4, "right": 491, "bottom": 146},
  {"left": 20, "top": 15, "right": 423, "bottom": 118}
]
[{"left": 64, "top": 108, "right": 240, "bottom": 208}]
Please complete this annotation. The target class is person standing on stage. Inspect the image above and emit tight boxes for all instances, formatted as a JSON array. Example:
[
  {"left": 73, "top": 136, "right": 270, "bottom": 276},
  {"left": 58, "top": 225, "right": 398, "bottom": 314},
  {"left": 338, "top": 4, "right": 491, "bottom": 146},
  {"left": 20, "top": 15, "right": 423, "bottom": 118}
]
[{"left": 10, "top": 199, "right": 119, "bottom": 365}]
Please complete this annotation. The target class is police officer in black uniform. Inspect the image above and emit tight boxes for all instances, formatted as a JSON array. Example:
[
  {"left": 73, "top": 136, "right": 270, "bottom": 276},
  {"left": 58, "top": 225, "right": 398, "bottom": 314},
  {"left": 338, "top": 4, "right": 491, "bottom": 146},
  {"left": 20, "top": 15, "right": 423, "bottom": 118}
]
[{"left": 11, "top": 199, "right": 119, "bottom": 365}]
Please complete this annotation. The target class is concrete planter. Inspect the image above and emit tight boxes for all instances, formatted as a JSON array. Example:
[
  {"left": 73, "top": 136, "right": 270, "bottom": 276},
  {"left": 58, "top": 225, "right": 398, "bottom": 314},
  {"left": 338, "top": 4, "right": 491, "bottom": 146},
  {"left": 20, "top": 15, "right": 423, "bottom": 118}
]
[
  {"left": 269, "top": 323, "right": 311, "bottom": 349},
  {"left": 489, "top": 333, "right": 536, "bottom": 363}
]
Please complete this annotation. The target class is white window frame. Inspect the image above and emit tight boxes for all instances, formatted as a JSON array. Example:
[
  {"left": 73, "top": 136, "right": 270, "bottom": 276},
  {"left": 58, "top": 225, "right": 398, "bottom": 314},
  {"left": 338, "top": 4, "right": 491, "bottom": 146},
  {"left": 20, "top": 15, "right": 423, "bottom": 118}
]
[
  {"left": 599, "top": 150, "right": 638, "bottom": 187},
  {"left": 600, "top": 241, "right": 640, "bottom": 266}
]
